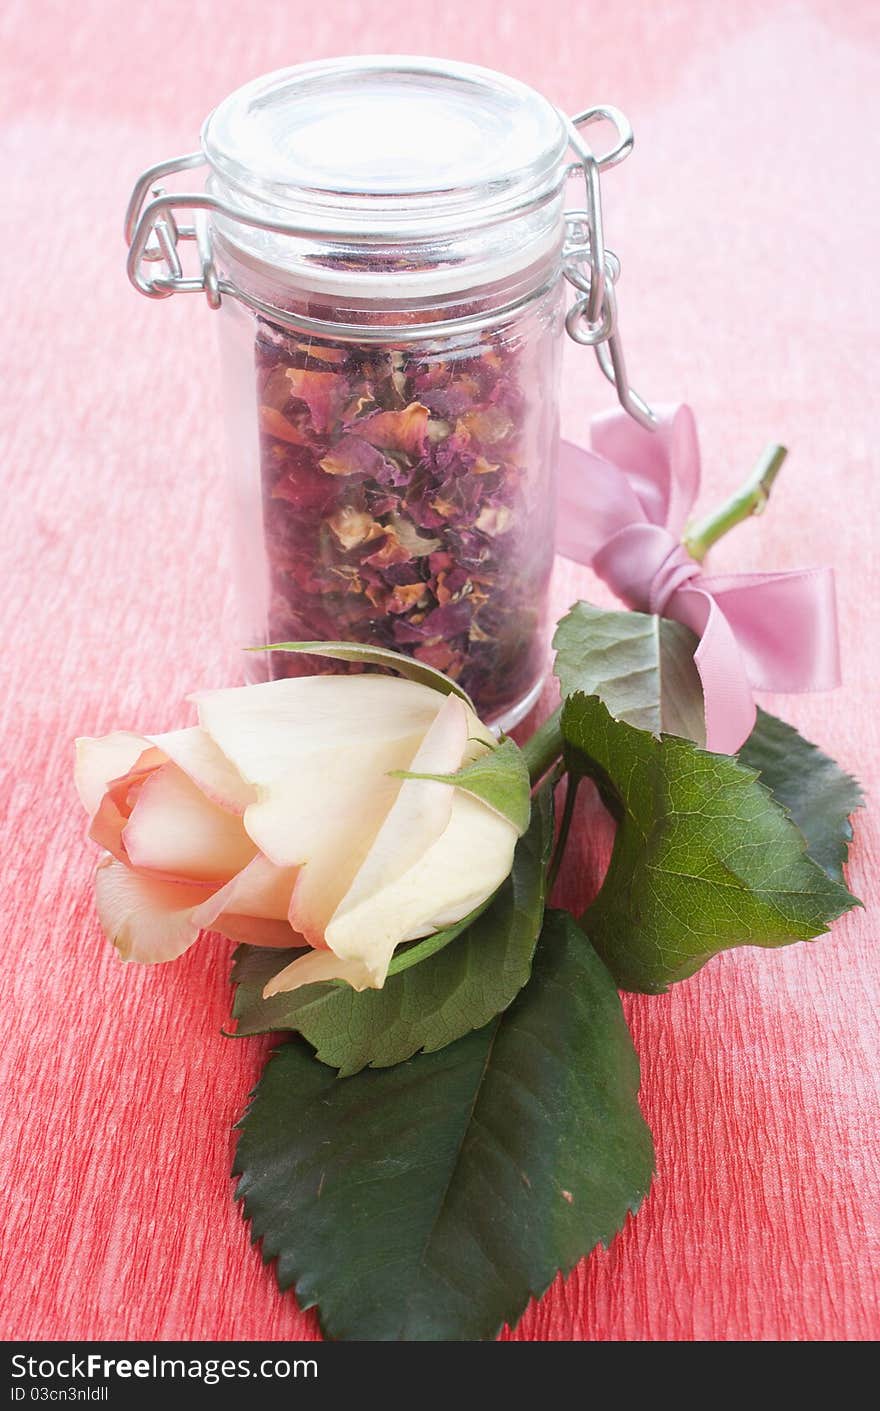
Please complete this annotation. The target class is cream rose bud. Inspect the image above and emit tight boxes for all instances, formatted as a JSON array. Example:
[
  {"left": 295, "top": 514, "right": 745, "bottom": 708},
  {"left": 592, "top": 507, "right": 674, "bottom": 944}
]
[{"left": 74, "top": 676, "right": 522, "bottom": 992}]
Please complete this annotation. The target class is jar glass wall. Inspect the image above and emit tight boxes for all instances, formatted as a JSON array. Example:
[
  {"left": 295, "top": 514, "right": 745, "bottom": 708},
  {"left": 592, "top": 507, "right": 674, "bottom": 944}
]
[
  {"left": 126, "top": 56, "right": 579, "bottom": 728},
  {"left": 217, "top": 279, "right": 563, "bottom": 727}
]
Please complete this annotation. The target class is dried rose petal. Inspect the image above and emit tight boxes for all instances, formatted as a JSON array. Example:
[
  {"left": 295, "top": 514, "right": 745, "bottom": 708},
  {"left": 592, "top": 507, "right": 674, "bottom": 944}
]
[
  {"left": 356, "top": 403, "right": 430, "bottom": 457},
  {"left": 259, "top": 406, "right": 311, "bottom": 445},
  {"left": 475, "top": 504, "right": 514, "bottom": 535},
  {"left": 261, "top": 365, "right": 299, "bottom": 410},
  {"left": 387, "top": 583, "right": 428, "bottom": 615},
  {"left": 319, "top": 437, "right": 391, "bottom": 480},
  {"left": 327, "top": 507, "right": 384, "bottom": 551},
  {"left": 362, "top": 529, "right": 415, "bottom": 570},
  {"left": 284, "top": 368, "right": 348, "bottom": 434},
  {"left": 251, "top": 321, "right": 553, "bottom": 719},
  {"left": 268, "top": 451, "right": 338, "bottom": 514},
  {"left": 413, "top": 641, "right": 457, "bottom": 672},
  {"left": 458, "top": 406, "right": 514, "bottom": 444},
  {"left": 386, "top": 515, "right": 441, "bottom": 557},
  {"left": 293, "top": 342, "right": 348, "bottom": 365}
]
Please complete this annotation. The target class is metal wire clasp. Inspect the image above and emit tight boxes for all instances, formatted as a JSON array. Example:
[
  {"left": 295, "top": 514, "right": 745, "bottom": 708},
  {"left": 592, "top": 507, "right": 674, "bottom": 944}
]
[
  {"left": 125, "top": 111, "right": 657, "bottom": 430},
  {"left": 124, "top": 152, "right": 222, "bottom": 307},
  {"left": 563, "top": 106, "right": 657, "bottom": 430}
]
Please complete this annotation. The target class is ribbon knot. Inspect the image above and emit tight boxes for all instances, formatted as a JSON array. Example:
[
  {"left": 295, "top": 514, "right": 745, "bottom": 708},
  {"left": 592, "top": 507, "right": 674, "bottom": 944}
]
[
  {"left": 593, "top": 523, "right": 703, "bottom": 617},
  {"left": 556, "top": 404, "right": 840, "bottom": 754}
]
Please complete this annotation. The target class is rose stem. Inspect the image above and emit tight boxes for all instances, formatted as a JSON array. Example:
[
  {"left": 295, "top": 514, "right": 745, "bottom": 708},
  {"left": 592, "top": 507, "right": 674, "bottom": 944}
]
[
  {"left": 682, "top": 443, "right": 788, "bottom": 563},
  {"left": 546, "top": 774, "right": 580, "bottom": 894},
  {"left": 520, "top": 705, "right": 564, "bottom": 785}
]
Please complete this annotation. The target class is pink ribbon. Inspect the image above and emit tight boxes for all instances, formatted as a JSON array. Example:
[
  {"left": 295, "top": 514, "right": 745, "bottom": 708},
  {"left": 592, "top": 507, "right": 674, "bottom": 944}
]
[{"left": 556, "top": 404, "right": 840, "bottom": 754}]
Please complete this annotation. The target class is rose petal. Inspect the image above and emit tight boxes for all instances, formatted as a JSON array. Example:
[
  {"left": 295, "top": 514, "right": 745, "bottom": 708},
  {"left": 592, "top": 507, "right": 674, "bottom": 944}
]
[
  {"left": 147, "top": 726, "right": 256, "bottom": 814},
  {"left": 81, "top": 741, "right": 167, "bottom": 861},
  {"left": 357, "top": 403, "right": 429, "bottom": 457},
  {"left": 95, "top": 848, "right": 300, "bottom": 964},
  {"left": 475, "top": 504, "right": 514, "bottom": 535},
  {"left": 200, "top": 851, "right": 298, "bottom": 922},
  {"left": 270, "top": 697, "right": 499, "bottom": 994},
  {"left": 194, "top": 676, "right": 450, "bottom": 950},
  {"left": 74, "top": 732, "right": 154, "bottom": 818},
  {"left": 259, "top": 406, "right": 310, "bottom": 444},
  {"left": 76, "top": 725, "right": 256, "bottom": 880},
  {"left": 262, "top": 946, "right": 377, "bottom": 996},
  {"left": 284, "top": 368, "right": 346, "bottom": 434},
  {"left": 318, "top": 436, "right": 390, "bottom": 480},
  {"left": 323, "top": 790, "right": 518, "bottom": 989},
  {"left": 94, "top": 858, "right": 216, "bottom": 964},
  {"left": 326, "top": 506, "right": 383, "bottom": 551},
  {"left": 122, "top": 763, "right": 257, "bottom": 883},
  {"left": 293, "top": 341, "right": 347, "bottom": 365},
  {"left": 288, "top": 692, "right": 469, "bottom": 951},
  {"left": 459, "top": 405, "right": 514, "bottom": 444},
  {"left": 327, "top": 693, "right": 466, "bottom": 921},
  {"left": 194, "top": 675, "right": 444, "bottom": 869},
  {"left": 213, "top": 915, "right": 304, "bottom": 948},
  {"left": 283, "top": 727, "right": 442, "bottom": 947}
]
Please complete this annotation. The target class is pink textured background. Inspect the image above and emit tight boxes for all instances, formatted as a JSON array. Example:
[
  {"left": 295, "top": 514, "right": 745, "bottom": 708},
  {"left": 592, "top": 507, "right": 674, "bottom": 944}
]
[{"left": 1, "top": 0, "right": 878, "bottom": 1342}]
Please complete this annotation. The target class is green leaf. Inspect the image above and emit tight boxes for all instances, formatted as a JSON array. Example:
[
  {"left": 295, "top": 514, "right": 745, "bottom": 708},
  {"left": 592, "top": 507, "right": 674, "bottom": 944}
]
[
  {"left": 256, "top": 639, "right": 475, "bottom": 709},
  {"left": 564, "top": 692, "right": 859, "bottom": 993},
  {"left": 234, "top": 911, "right": 654, "bottom": 1342},
  {"left": 229, "top": 787, "right": 554, "bottom": 1075},
  {"left": 553, "top": 601, "right": 705, "bottom": 745},
  {"left": 230, "top": 897, "right": 488, "bottom": 1026},
  {"left": 391, "top": 736, "right": 531, "bottom": 834},
  {"left": 738, "top": 708, "right": 863, "bottom": 884}
]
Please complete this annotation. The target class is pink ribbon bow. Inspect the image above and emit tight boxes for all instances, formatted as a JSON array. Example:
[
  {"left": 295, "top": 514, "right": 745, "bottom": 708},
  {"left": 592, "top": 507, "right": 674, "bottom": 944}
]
[{"left": 556, "top": 404, "right": 840, "bottom": 754}]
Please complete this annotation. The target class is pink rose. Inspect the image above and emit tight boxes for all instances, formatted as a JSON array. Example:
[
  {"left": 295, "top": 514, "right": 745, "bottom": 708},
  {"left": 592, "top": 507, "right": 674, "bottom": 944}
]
[{"left": 75, "top": 676, "right": 519, "bottom": 992}]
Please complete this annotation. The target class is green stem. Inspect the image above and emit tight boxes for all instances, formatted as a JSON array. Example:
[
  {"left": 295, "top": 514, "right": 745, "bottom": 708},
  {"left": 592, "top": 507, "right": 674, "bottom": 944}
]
[
  {"left": 520, "top": 705, "right": 564, "bottom": 784},
  {"left": 547, "top": 774, "right": 580, "bottom": 893},
  {"left": 683, "top": 443, "right": 788, "bottom": 562}
]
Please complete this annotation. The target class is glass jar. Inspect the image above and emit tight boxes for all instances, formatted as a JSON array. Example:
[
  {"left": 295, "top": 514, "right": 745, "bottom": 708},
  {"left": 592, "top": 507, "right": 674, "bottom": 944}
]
[{"left": 125, "top": 57, "right": 651, "bottom": 729}]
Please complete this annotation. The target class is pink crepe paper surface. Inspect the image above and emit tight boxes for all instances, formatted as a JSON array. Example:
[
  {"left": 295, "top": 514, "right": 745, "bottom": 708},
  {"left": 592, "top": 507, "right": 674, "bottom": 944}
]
[{"left": 1, "top": 0, "right": 878, "bottom": 1342}]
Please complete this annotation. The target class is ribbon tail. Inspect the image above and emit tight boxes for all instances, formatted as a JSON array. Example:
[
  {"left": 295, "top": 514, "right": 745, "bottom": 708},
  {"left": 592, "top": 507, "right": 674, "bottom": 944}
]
[
  {"left": 670, "top": 586, "right": 757, "bottom": 754},
  {"left": 702, "top": 568, "right": 841, "bottom": 692}
]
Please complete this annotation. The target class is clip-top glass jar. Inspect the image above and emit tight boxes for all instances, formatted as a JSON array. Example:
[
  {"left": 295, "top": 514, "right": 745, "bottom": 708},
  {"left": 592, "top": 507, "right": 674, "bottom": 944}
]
[{"left": 125, "top": 56, "right": 653, "bottom": 728}]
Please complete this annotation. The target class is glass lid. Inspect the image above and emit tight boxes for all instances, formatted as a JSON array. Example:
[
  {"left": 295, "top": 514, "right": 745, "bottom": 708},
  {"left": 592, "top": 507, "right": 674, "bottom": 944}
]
[{"left": 202, "top": 56, "right": 570, "bottom": 235}]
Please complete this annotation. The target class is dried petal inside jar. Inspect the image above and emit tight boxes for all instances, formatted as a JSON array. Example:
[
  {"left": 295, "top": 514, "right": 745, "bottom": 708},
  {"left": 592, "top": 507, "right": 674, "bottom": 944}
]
[{"left": 254, "top": 321, "right": 555, "bottom": 722}]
